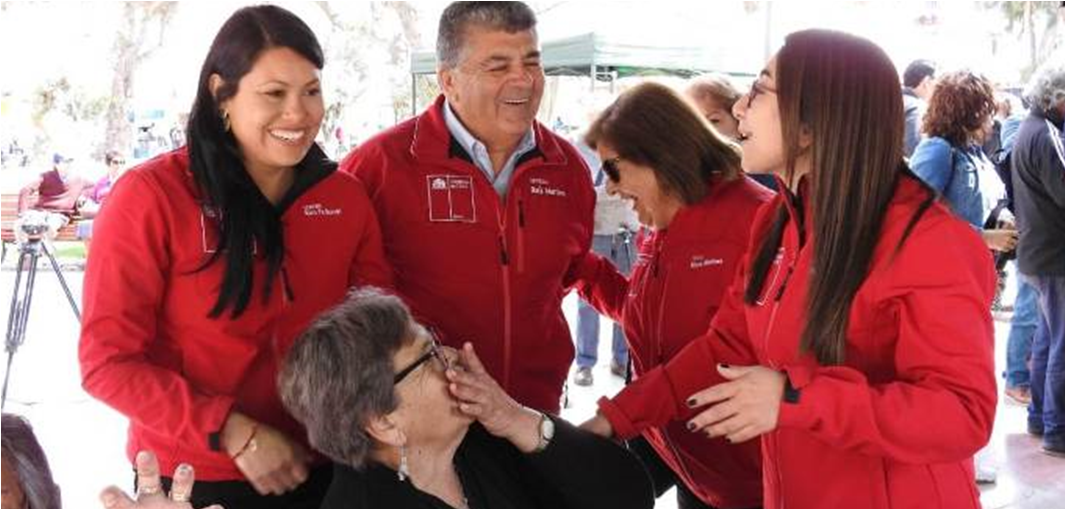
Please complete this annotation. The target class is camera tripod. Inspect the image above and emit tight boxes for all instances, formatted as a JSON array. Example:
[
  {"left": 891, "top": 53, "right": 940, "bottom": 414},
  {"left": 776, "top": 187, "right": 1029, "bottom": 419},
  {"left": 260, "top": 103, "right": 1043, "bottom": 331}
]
[{"left": 1, "top": 235, "right": 81, "bottom": 410}]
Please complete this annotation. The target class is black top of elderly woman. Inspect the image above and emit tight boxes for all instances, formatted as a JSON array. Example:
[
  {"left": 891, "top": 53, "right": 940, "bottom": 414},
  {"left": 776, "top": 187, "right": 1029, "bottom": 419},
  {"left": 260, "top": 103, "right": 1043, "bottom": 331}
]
[
  {"left": 278, "top": 287, "right": 654, "bottom": 509},
  {"left": 323, "top": 420, "right": 651, "bottom": 508}
]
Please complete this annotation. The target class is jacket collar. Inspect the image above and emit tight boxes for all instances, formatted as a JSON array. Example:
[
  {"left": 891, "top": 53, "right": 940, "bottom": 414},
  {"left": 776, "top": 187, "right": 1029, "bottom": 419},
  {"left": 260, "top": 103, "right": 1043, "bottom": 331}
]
[
  {"left": 773, "top": 173, "right": 809, "bottom": 248},
  {"left": 276, "top": 143, "right": 337, "bottom": 214},
  {"left": 177, "top": 143, "right": 336, "bottom": 214},
  {"left": 773, "top": 172, "right": 936, "bottom": 252},
  {"left": 410, "top": 95, "right": 568, "bottom": 169},
  {"left": 661, "top": 177, "right": 731, "bottom": 240},
  {"left": 443, "top": 99, "right": 537, "bottom": 165}
]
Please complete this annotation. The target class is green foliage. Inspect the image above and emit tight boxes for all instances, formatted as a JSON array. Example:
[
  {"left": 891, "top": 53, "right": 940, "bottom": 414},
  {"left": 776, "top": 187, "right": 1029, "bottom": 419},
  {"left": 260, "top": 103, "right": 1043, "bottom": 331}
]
[
  {"left": 31, "top": 78, "right": 108, "bottom": 126},
  {"left": 990, "top": 1, "right": 1061, "bottom": 31}
]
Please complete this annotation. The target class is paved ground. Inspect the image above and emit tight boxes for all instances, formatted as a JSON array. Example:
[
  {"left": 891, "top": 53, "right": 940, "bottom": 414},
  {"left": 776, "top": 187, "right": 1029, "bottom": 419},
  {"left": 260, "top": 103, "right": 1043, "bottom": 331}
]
[{"left": 0, "top": 258, "right": 1061, "bottom": 508}]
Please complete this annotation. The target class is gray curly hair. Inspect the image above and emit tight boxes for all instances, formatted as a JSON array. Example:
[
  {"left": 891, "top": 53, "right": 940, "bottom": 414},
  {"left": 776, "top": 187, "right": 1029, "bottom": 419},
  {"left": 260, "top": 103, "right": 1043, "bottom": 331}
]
[
  {"left": 1025, "top": 58, "right": 1065, "bottom": 112},
  {"left": 278, "top": 287, "right": 412, "bottom": 468},
  {"left": 436, "top": 2, "right": 537, "bottom": 69}
]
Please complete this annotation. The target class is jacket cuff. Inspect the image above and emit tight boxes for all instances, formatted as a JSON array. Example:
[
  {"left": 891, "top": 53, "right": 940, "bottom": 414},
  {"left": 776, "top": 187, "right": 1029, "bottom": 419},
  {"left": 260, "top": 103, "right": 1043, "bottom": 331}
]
[
  {"left": 777, "top": 366, "right": 816, "bottom": 430},
  {"left": 204, "top": 397, "right": 237, "bottom": 452},
  {"left": 597, "top": 396, "right": 640, "bottom": 440}
]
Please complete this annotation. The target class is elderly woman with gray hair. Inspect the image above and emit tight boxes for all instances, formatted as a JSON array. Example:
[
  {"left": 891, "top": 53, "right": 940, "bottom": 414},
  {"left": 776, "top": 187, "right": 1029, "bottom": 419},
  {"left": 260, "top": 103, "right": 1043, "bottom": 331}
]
[{"left": 278, "top": 288, "right": 654, "bottom": 508}]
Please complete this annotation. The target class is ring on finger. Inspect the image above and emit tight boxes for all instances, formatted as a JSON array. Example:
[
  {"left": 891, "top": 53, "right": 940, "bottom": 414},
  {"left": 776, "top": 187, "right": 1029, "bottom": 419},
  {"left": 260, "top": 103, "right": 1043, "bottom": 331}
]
[
  {"left": 171, "top": 490, "right": 191, "bottom": 503},
  {"left": 137, "top": 484, "right": 162, "bottom": 497}
]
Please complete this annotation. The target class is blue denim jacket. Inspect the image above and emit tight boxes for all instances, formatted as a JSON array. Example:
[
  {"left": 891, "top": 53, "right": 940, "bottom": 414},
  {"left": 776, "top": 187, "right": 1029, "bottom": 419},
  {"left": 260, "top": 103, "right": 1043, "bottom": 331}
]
[{"left": 911, "top": 137, "right": 1005, "bottom": 228}]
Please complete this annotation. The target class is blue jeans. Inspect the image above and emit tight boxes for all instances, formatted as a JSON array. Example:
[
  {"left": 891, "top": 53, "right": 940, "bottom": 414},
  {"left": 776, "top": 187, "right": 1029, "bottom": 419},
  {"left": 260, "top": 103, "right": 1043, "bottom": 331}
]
[
  {"left": 1005, "top": 276, "right": 1038, "bottom": 388},
  {"left": 1025, "top": 275, "right": 1064, "bottom": 446},
  {"left": 576, "top": 233, "right": 633, "bottom": 369}
]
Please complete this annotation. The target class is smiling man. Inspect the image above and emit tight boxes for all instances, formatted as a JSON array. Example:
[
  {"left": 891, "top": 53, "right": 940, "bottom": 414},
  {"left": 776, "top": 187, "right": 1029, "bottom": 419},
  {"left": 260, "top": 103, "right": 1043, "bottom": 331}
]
[{"left": 341, "top": 2, "right": 594, "bottom": 413}]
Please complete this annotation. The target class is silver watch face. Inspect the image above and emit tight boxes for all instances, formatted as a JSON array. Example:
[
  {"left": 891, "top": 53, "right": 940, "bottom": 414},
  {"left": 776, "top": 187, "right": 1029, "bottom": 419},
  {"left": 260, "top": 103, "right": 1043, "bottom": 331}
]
[{"left": 541, "top": 415, "right": 555, "bottom": 440}]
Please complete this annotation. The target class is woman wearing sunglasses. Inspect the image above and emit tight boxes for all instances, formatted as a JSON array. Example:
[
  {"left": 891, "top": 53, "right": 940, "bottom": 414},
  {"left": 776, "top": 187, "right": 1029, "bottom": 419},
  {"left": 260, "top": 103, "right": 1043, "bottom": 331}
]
[
  {"left": 572, "top": 81, "right": 772, "bottom": 508},
  {"left": 279, "top": 288, "right": 653, "bottom": 508},
  {"left": 583, "top": 29, "right": 997, "bottom": 508}
]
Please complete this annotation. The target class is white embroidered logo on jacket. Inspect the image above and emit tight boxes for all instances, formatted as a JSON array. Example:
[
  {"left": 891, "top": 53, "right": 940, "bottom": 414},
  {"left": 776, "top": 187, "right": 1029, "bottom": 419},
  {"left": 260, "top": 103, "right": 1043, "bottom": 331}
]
[
  {"left": 529, "top": 177, "right": 567, "bottom": 198},
  {"left": 690, "top": 255, "right": 724, "bottom": 270},
  {"left": 303, "top": 203, "right": 342, "bottom": 217}
]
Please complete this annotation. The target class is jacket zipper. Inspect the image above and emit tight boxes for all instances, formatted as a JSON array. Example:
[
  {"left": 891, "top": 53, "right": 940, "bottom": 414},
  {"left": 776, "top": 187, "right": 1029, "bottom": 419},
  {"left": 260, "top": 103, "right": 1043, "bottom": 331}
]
[
  {"left": 652, "top": 237, "right": 705, "bottom": 505},
  {"left": 630, "top": 233, "right": 663, "bottom": 366},
  {"left": 516, "top": 199, "right": 526, "bottom": 274},
  {"left": 762, "top": 248, "right": 795, "bottom": 508},
  {"left": 759, "top": 191, "right": 802, "bottom": 508},
  {"left": 491, "top": 197, "right": 513, "bottom": 392},
  {"left": 270, "top": 265, "right": 293, "bottom": 358},
  {"left": 662, "top": 426, "right": 706, "bottom": 505},
  {"left": 651, "top": 233, "right": 668, "bottom": 365},
  {"left": 652, "top": 240, "right": 662, "bottom": 278}
]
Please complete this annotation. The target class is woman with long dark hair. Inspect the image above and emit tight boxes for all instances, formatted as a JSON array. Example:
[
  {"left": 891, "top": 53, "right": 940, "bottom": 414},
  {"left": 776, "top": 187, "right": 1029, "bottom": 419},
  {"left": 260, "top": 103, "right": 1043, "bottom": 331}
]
[
  {"left": 584, "top": 29, "right": 997, "bottom": 507},
  {"left": 78, "top": 6, "right": 392, "bottom": 507}
]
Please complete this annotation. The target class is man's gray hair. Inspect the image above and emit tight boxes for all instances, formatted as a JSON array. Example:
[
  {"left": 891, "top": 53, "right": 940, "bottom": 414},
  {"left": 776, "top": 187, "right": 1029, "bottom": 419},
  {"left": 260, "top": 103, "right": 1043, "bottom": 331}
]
[
  {"left": 436, "top": 1, "right": 537, "bottom": 69},
  {"left": 278, "top": 287, "right": 412, "bottom": 468},
  {"left": 1025, "top": 58, "right": 1065, "bottom": 112}
]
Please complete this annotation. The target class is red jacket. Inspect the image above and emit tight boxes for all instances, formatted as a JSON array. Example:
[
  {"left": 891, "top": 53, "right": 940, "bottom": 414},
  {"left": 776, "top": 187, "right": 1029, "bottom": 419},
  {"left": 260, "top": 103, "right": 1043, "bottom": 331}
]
[
  {"left": 599, "top": 175, "right": 997, "bottom": 508},
  {"left": 79, "top": 148, "right": 392, "bottom": 481},
  {"left": 576, "top": 177, "right": 771, "bottom": 508},
  {"left": 341, "top": 96, "right": 594, "bottom": 413}
]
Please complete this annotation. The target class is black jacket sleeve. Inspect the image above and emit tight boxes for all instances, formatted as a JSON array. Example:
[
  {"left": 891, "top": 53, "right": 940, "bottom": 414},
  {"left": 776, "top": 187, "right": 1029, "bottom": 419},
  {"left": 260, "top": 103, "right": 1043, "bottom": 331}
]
[
  {"left": 522, "top": 417, "right": 655, "bottom": 509},
  {"left": 1036, "top": 129, "right": 1064, "bottom": 208}
]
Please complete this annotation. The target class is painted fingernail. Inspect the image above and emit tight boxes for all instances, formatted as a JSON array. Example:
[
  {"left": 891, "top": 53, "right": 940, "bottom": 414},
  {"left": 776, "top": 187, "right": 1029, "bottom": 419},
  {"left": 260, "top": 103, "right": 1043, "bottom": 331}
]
[
  {"left": 725, "top": 437, "right": 733, "bottom": 444},
  {"left": 176, "top": 463, "right": 192, "bottom": 476},
  {"left": 686, "top": 421, "right": 696, "bottom": 431},
  {"left": 719, "top": 363, "right": 730, "bottom": 369},
  {"left": 686, "top": 398, "right": 697, "bottom": 408}
]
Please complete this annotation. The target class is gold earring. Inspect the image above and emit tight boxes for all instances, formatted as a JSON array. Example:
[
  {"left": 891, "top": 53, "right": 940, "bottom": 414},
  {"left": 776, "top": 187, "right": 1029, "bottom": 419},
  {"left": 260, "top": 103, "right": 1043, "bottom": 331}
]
[{"left": 221, "top": 110, "right": 231, "bottom": 132}]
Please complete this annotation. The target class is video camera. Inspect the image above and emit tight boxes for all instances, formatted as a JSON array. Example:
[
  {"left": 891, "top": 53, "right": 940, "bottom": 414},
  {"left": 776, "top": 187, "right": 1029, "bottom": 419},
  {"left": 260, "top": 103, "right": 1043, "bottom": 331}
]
[{"left": 13, "top": 210, "right": 55, "bottom": 243}]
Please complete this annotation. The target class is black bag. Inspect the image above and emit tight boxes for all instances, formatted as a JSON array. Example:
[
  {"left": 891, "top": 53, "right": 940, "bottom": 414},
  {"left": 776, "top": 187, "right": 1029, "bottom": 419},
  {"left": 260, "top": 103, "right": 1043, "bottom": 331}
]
[
  {"left": 982, "top": 196, "right": 1015, "bottom": 271},
  {"left": 989, "top": 147, "right": 1014, "bottom": 213}
]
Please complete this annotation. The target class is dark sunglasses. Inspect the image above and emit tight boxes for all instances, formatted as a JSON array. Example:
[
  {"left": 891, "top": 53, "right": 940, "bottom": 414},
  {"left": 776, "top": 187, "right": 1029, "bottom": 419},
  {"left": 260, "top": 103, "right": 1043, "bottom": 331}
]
[
  {"left": 601, "top": 156, "right": 623, "bottom": 183},
  {"left": 394, "top": 330, "right": 449, "bottom": 384}
]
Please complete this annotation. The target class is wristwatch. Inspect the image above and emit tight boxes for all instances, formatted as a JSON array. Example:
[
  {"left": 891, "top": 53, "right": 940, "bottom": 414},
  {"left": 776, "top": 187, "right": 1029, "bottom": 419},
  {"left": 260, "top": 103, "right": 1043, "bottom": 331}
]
[{"left": 532, "top": 411, "right": 555, "bottom": 453}]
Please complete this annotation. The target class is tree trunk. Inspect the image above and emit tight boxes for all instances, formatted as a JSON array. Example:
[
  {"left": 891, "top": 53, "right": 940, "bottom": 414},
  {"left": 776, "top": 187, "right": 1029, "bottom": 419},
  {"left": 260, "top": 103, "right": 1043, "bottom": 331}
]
[
  {"left": 104, "top": 12, "right": 135, "bottom": 155},
  {"left": 1026, "top": 1, "right": 1036, "bottom": 72},
  {"left": 101, "top": 2, "right": 175, "bottom": 156},
  {"left": 382, "top": 2, "right": 421, "bottom": 121}
]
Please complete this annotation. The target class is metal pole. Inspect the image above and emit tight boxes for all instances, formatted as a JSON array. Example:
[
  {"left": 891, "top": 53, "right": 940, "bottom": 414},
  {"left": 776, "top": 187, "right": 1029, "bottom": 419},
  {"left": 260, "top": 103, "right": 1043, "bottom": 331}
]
[
  {"left": 2, "top": 249, "right": 36, "bottom": 409},
  {"left": 43, "top": 243, "right": 80, "bottom": 320}
]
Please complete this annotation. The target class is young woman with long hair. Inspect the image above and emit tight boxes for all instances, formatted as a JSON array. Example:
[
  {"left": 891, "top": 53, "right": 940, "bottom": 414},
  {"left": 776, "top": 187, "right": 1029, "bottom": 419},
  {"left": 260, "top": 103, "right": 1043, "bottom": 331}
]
[{"left": 584, "top": 29, "right": 997, "bottom": 508}]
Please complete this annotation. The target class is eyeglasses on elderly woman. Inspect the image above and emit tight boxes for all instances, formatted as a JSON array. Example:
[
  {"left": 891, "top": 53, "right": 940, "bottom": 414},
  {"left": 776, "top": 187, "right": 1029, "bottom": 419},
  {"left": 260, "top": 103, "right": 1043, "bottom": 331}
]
[{"left": 393, "top": 327, "right": 454, "bottom": 384}]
